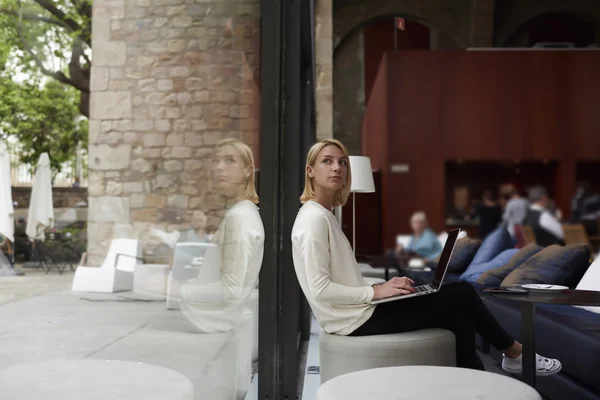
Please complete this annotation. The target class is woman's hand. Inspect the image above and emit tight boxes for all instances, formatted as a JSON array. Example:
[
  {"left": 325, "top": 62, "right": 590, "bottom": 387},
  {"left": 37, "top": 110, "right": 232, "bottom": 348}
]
[{"left": 373, "top": 277, "right": 415, "bottom": 300}]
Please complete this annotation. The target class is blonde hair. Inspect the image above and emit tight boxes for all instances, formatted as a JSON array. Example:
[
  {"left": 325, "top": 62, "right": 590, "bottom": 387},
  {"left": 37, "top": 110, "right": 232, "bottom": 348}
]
[
  {"left": 410, "top": 211, "right": 428, "bottom": 225},
  {"left": 214, "top": 138, "right": 259, "bottom": 204},
  {"left": 300, "top": 139, "right": 351, "bottom": 207}
]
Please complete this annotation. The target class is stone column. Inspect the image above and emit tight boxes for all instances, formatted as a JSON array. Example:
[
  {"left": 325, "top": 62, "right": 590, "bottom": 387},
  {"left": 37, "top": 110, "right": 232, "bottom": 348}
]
[
  {"left": 88, "top": 0, "right": 261, "bottom": 265},
  {"left": 315, "top": 0, "right": 333, "bottom": 140},
  {"left": 470, "top": 0, "right": 496, "bottom": 47}
]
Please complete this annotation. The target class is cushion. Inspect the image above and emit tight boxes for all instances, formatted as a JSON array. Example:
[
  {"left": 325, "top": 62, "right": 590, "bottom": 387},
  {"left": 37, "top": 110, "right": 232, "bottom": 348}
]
[
  {"left": 476, "top": 243, "right": 544, "bottom": 286},
  {"left": 442, "top": 238, "right": 481, "bottom": 274},
  {"left": 501, "top": 245, "right": 591, "bottom": 288},
  {"left": 460, "top": 249, "right": 519, "bottom": 283},
  {"left": 468, "top": 227, "right": 513, "bottom": 267},
  {"left": 575, "top": 257, "right": 600, "bottom": 314}
]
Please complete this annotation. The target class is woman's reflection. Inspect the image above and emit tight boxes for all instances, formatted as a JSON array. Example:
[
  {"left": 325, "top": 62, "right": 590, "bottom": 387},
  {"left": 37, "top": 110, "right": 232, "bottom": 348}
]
[{"left": 179, "top": 138, "right": 264, "bottom": 333}]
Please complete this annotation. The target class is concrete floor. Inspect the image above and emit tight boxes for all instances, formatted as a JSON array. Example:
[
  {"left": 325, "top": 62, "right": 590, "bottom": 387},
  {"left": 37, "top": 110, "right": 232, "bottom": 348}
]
[
  {"left": 0, "top": 268, "right": 75, "bottom": 305},
  {"left": 0, "top": 269, "right": 252, "bottom": 400}
]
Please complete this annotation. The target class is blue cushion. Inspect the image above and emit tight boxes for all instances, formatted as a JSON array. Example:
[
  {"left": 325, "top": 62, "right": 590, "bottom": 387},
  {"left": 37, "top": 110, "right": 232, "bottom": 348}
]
[
  {"left": 468, "top": 227, "right": 513, "bottom": 267},
  {"left": 501, "top": 244, "right": 591, "bottom": 287},
  {"left": 445, "top": 238, "right": 481, "bottom": 274},
  {"left": 476, "top": 243, "right": 544, "bottom": 286},
  {"left": 460, "top": 248, "right": 519, "bottom": 282}
]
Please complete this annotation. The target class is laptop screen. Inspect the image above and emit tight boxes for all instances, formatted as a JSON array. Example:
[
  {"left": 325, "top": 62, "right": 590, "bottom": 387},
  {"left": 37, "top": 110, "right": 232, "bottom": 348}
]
[{"left": 431, "top": 229, "right": 460, "bottom": 289}]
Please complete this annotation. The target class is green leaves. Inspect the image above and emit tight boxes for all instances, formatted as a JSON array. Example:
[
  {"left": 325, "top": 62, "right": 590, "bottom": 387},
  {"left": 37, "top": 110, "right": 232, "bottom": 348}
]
[
  {"left": 0, "top": 0, "right": 90, "bottom": 116},
  {"left": 0, "top": 0, "right": 90, "bottom": 176},
  {"left": 0, "top": 76, "right": 87, "bottom": 176}
]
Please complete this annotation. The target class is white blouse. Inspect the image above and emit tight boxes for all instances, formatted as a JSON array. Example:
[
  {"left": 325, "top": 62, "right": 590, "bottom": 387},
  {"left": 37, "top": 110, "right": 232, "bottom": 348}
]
[
  {"left": 180, "top": 200, "right": 264, "bottom": 333},
  {"left": 291, "top": 201, "right": 375, "bottom": 335}
]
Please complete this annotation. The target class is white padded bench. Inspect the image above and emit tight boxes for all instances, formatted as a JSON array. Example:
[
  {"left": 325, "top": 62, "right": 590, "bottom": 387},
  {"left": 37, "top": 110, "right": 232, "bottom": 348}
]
[
  {"left": 317, "top": 366, "right": 542, "bottom": 400},
  {"left": 319, "top": 329, "right": 456, "bottom": 383}
]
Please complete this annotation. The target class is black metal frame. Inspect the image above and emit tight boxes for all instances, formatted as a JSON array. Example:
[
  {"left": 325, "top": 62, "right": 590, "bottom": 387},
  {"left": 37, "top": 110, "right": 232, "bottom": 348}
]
[{"left": 258, "top": 0, "right": 316, "bottom": 398}]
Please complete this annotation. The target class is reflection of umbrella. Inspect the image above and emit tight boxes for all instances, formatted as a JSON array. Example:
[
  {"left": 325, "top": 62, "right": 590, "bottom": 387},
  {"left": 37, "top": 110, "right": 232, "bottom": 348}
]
[
  {"left": 0, "top": 141, "right": 14, "bottom": 244},
  {"left": 26, "top": 153, "right": 54, "bottom": 240}
]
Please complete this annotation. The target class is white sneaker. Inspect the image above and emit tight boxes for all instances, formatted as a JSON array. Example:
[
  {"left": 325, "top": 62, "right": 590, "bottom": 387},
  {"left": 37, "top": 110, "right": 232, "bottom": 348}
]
[{"left": 502, "top": 353, "right": 562, "bottom": 376}]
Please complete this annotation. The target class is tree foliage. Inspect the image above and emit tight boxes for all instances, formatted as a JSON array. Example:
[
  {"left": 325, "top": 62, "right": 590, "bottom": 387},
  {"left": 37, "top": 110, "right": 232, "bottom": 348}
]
[
  {"left": 0, "top": 76, "right": 88, "bottom": 175},
  {"left": 0, "top": 0, "right": 91, "bottom": 116}
]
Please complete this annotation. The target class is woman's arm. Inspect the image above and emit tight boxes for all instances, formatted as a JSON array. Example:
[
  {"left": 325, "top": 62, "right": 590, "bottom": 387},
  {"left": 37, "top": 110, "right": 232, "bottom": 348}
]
[{"left": 301, "top": 238, "right": 374, "bottom": 304}]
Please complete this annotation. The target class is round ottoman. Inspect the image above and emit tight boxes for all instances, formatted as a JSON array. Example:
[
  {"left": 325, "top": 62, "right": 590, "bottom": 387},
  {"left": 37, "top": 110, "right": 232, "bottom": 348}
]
[
  {"left": 319, "top": 329, "right": 455, "bottom": 383},
  {"left": 317, "top": 366, "right": 542, "bottom": 400},
  {"left": 0, "top": 359, "right": 194, "bottom": 400}
]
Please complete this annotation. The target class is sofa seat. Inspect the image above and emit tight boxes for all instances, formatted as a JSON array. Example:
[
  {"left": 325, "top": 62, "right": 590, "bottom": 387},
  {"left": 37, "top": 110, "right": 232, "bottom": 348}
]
[{"left": 480, "top": 294, "right": 600, "bottom": 398}]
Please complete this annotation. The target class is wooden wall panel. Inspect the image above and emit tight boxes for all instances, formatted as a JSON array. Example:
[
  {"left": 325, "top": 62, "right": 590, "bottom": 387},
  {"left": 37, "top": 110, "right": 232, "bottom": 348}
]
[
  {"left": 523, "top": 52, "right": 564, "bottom": 160},
  {"left": 341, "top": 171, "right": 383, "bottom": 258},
  {"left": 387, "top": 52, "right": 443, "bottom": 161},
  {"left": 362, "top": 54, "right": 389, "bottom": 170},
  {"left": 360, "top": 50, "right": 600, "bottom": 253},
  {"left": 567, "top": 52, "right": 600, "bottom": 160},
  {"left": 441, "top": 53, "right": 500, "bottom": 160}
]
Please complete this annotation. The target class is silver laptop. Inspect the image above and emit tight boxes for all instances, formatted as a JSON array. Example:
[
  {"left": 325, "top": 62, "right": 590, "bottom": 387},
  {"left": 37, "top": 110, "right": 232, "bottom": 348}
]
[{"left": 371, "top": 229, "right": 460, "bottom": 304}]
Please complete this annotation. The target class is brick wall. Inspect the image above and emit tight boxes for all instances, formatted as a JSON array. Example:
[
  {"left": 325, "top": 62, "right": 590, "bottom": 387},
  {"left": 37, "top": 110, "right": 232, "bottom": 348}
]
[{"left": 88, "top": 0, "right": 260, "bottom": 264}]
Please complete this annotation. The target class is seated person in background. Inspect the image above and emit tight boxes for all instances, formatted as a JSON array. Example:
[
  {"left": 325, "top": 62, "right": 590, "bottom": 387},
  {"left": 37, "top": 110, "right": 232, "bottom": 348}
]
[
  {"left": 570, "top": 181, "right": 600, "bottom": 236},
  {"left": 523, "top": 185, "right": 565, "bottom": 247},
  {"left": 472, "top": 189, "right": 502, "bottom": 240},
  {"left": 396, "top": 211, "right": 442, "bottom": 262},
  {"left": 502, "top": 188, "right": 529, "bottom": 239}
]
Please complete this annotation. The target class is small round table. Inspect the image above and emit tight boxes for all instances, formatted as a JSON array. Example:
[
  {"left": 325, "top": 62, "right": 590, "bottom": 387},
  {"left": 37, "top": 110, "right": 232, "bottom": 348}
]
[
  {"left": 0, "top": 360, "right": 194, "bottom": 400},
  {"left": 487, "top": 288, "right": 600, "bottom": 389},
  {"left": 317, "top": 366, "right": 541, "bottom": 399}
]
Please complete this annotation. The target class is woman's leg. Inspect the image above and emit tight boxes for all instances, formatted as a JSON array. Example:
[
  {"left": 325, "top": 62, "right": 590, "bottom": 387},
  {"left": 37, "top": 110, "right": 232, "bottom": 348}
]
[
  {"left": 349, "top": 282, "right": 515, "bottom": 370},
  {"left": 427, "top": 282, "right": 515, "bottom": 352}
]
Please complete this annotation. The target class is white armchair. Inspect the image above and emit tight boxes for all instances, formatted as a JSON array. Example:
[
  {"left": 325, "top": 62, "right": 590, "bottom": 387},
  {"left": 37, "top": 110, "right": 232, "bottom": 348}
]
[{"left": 72, "top": 238, "right": 143, "bottom": 293}]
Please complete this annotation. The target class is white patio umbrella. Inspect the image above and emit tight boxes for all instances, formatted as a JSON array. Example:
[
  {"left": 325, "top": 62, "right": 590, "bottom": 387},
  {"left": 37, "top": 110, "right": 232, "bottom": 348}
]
[
  {"left": 26, "top": 153, "right": 54, "bottom": 240},
  {"left": 0, "top": 141, "right": 14, "bottom": 244}
]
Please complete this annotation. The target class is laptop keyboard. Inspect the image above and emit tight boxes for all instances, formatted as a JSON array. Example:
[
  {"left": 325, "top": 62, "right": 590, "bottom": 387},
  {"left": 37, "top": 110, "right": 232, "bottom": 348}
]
[{"left": 415, "top": 285, "right": 433, "bottom": 293}]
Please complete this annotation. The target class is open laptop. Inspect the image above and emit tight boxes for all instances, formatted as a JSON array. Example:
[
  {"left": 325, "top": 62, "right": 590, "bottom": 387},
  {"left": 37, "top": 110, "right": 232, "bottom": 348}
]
[{"left": 371, "top": 228, "right": 460, "bottom": 304}]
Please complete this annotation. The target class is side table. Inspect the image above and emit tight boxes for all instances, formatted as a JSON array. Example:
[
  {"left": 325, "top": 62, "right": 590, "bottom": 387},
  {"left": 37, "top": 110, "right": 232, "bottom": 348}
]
[{"left": 487, "top": 288, "right": 600, "bottom": 389}]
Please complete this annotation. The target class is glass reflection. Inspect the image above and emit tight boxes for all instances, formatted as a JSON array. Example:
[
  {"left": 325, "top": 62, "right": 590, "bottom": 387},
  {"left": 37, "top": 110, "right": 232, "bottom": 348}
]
[{"left": 178, "top": 139, "right": 264, "bottom": 333}]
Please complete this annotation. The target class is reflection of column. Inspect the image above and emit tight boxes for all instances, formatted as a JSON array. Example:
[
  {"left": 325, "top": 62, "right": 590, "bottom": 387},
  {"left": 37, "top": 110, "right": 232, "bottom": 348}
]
[
  {"left": 430, "top": 27, "right": 460, "bottom": 50},
  {"left": 593, "top": 24, "right": 600, "bottom": 44},
  {"left": 470, "top": 0, "right": 495, "bottom": 48},
  {"left": 315, "top": 0, "right": 333, "bottom": 140}
]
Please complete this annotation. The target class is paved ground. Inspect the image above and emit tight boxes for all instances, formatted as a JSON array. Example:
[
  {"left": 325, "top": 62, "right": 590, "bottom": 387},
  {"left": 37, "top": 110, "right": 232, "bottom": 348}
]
[
  {"left": 0, "top": 273, "right": 253, "bottom": 400},
  {"left": 0, "top": 268, "right": 74, "bottom": 306}
]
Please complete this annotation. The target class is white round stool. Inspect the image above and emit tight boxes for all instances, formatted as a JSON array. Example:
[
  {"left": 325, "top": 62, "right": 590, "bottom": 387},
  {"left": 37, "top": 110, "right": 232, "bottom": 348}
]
[
  {"left": 317, "top": 366, "right": 541, "bottom": 400},
  {"left": 0, "top": 359, "right": 194, "bottom": 400},
  {"left": 319, "top": 329, "right": 456, "bottom": 383}
]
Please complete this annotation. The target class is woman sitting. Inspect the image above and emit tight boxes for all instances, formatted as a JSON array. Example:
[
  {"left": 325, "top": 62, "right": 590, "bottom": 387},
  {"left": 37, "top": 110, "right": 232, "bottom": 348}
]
[{"left": 291, "top": 139, "right": 561, "bottom": 375}]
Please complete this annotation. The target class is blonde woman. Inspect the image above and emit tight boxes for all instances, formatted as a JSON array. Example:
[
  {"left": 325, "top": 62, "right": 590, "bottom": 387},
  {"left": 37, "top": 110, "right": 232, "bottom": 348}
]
[
  {"left": 180, "top": 138, "right": 264, "bottom": 333},
  {"left": 291, "top": 139, "right": 561, "bottom": 375}
]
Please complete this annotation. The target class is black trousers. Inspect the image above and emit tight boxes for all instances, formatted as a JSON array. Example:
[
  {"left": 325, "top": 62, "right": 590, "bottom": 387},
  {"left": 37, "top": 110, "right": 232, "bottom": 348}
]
[{"left": 349, "top": 282, "right": 514, "bottom": 370}]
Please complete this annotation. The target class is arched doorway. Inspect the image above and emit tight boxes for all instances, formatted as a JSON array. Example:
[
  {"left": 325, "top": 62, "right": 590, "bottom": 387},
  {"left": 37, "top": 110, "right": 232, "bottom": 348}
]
[
  {"left": 499, "top": 11, "right": 598, "bottom": 47},
  {"left": 333, "top": 15, "right": 456, "bottom": 155}
]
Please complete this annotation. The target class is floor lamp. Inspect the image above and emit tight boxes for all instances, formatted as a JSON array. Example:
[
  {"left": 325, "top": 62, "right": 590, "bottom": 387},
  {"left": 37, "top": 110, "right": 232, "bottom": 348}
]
[{"left": 349, "top": 156, "right": 375, "bottom": 255}]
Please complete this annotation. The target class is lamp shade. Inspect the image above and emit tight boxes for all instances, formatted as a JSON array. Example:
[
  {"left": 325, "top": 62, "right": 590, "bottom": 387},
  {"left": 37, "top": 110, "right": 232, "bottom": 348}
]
[{"left": 349, "top": 156, "right": 375, "bottom": 193}]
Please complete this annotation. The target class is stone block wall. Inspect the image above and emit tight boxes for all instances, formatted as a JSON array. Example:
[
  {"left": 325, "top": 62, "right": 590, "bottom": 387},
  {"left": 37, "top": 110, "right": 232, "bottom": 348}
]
[{"left": 89, "top": 0, "right": 260, "bottom": 265}]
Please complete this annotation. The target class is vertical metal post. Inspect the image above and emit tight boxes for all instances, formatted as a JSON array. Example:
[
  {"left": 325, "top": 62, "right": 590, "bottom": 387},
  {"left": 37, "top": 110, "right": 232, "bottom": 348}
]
[
  {"left": 258, "top": 0, "right": 310, "bottom": 398},
  {"left": 393, "top": 17, "right": 398, "bottom": 50},
  {"left": 352, "top": 192, "right": 356, "bottom": 254},
  {"left": 258, "top": 0, "right": 284, "bottom": 397},
  {"left": 521, "top": 302, "right": 536, "bottom": 388}
]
